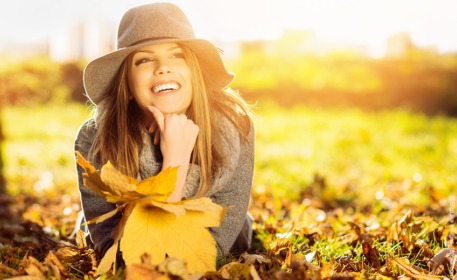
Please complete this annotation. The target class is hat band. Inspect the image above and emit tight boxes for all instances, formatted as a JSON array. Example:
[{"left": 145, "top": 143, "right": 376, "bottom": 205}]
[{"left": 127, "top": 37, "right": 180, "bottom": 47}]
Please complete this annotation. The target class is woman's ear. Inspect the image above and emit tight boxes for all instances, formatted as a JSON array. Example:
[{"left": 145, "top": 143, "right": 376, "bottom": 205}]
[{"left": 128, "top": 91, "right": 134, "bottom": 100}]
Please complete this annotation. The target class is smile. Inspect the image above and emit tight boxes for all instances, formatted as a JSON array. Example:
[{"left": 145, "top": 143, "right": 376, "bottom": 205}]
[{"left": 151, "top": 82, "right": 181, "bottom": 93}]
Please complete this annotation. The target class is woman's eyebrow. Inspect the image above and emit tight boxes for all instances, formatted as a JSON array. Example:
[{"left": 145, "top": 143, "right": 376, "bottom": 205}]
[{"left": 134, "top": 46, "right": 182, "bottom": 55}]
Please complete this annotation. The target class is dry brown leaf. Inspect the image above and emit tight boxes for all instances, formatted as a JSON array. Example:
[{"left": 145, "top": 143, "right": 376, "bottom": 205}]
[
  {"left": 54, "top": 247, "right": 80, "bottom": 267},
  {"left": 197, "top": 270, "right": 224, "bottom": 280},
  {"left": 16, "top": 250, "right": 29, "bottom": 274},
  {"left": 76, "top": 229, "right": 87, "bottom": 249},
  {"left": 285, "top": 246, "right": 293, "bottom": 268},
  {"left": 268, "top": 238, "right": 290, "bottom": 257},
  {"left": 0, "top": 263, "right": 19, "bottom": 277},
  {"left": 219, "top": 262, "right": 239, "bottom": 279},
  {"left": 240, "top": 254, "right": 272, "bottom": 265},
  {"left": 320, "top": 260, "right": 334, "bottom": 278},
  {"left": 3, "top": 276, "right": 45, "bottom": 280},
  {"left": 43, "top": 250, "right": 69, "bottom": 277},
  {"left": 445, "top": 251, "right": 457, "bottom": 270},
  {"left": 250, "top": 264, "right": 262, "bottom": 280},
  {"left": 25, "top": 257, "right": 46, "bottom": 278},
  {"left": 96, "top": 241, "right": 118, "bottom": 276},
  {"left": 100, "top": 161, "right": 137, "bottom": 197},
  {"left": 75, "top": 151, "right": 110, "bottom": 198},
  {"left": 362, "top": 242, "right": 381, "bottom": 269},
  {"left": 157, "top": 258, "right": 191, "bottom": 280},
  {"left": 347, "top": 221, "right": 364, "bottom": 236},
  {"left": 126, "top": 263, "right": 170, "bottom": 280},
  {"left": 44, "top": 262, "right": 61, "bottom": 280},
  {"left": 389, "top": 256, "right": 439, "bottom": 280}
]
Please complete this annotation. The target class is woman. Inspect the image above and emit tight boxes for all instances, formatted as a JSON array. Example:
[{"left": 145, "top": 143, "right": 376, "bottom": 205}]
[{"left": 74, "top": 2, "right": 257, "bottom": 263}]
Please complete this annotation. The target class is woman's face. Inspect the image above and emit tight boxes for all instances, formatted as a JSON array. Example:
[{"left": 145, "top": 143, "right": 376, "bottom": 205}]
[{"left": 128, "top": 43, "right": 192, "bottom": 123}]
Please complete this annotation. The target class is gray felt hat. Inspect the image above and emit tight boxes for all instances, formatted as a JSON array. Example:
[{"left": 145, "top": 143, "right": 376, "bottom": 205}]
[{"left": 83, "top": 2, "right": 235, "bottom": 105}]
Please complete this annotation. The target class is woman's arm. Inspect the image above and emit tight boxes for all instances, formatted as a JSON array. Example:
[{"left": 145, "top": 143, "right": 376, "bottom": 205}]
[
  {"left": 162, "top": 157, "right": 190, "bottom": 202},
  {"left": 207, "top": 114, "right": 256, "bottom": 256},
  {"left": 74, "top": 119, "right": 120, "bottom": 257},
  {"left": 147, "top": 106, "right": 199, "bottom": 203}
]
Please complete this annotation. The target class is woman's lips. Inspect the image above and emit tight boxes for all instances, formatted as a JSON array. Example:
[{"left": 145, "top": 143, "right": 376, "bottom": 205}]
[
  {"left": 151, "top": 87, "right": 180, "bottom": 96},
  {"left": 150, "top": 81, "right": 181, "bottom": 96}
]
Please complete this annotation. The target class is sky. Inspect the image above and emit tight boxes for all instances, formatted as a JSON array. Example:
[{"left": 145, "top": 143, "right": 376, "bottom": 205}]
[{"left": 1, "top": 0, "right": 457, "bottom": 55}]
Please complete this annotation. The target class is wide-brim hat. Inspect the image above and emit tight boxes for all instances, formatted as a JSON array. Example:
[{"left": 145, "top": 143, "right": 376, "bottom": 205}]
[{"left": 83, "top": 2, "right": 235, "bottom": 105}]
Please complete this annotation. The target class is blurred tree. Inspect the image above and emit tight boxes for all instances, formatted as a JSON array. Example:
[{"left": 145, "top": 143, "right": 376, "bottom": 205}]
[
  {"left": 0, "top": 56, "right": 86, "bottom": 193},
  {"left": 0, "top": 112, "right": 4, "bottom": 193}
]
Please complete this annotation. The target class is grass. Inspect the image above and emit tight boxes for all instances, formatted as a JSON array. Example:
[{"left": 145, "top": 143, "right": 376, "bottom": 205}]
[
  {"left": 252, "top": 100, "right": 455, "bottom": 207},
  {"left": 0, "top": 100, "right": 455, "bottom": 279},
  {"left": 2, "top": 100, "right": 454, "bottom": 204}
]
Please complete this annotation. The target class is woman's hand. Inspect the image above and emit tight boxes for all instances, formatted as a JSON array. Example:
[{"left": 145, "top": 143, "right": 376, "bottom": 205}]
[{"left": 147, "top": 106, "right": 199, "bottom": 162}]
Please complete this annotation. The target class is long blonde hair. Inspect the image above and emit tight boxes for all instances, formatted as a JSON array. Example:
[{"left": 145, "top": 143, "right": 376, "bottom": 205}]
[{"left": 90, "top": 44, "right": 258, "bottom": 198}]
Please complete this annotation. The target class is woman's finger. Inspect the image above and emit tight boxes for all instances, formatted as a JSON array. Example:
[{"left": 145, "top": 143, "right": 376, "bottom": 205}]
[
  {"left": 154, "top": 128, "right": 160, "bottom": 145},
  {"left": 147, "top": 106, "right": 165, "bottom": 132},
  {"left": 148, "top": 119, "right": 158, "bottom": 133}
]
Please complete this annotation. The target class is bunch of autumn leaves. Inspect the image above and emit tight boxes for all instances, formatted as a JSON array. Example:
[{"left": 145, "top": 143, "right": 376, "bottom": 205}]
[{"left": 75, "top": 151, "right": 231, "bottom": 275}]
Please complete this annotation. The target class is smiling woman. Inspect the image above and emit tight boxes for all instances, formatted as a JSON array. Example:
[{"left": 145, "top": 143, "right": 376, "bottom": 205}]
[
  {"left": 73, "top": 2, "right": 259, "bottom": 269},
  {"left": 127, "top": 43, "right": 193, "bottom": 118}
]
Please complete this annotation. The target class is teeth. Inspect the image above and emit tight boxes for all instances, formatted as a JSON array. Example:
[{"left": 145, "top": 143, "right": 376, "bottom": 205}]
[{"left": 152, "top": 82, "right": 179, "bottom": 93}]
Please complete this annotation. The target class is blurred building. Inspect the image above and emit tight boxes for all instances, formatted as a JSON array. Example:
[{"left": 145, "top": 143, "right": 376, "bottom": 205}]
[
  {"left": 0, "top": 40, "right": 48, "bottom": 58},
  {"left": 385, "top": 32, "right": 438, "bottom": 58},
  {"left": 49, "top": 8, "right": 115, "bottom": 62},
  {"left": 239, "top": 29, "right": 369, "bottom": 57},
  {"left": 385, "top": 32, "right": 414, "bottom": 58}
]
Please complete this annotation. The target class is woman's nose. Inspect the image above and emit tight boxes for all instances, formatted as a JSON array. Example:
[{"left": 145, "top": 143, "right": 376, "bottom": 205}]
[{"left": 154, "top": 60, "right": 173, "bottom": 75}]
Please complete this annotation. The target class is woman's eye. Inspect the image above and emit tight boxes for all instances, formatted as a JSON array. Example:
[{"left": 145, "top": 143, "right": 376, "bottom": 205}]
[
  {"left": 135, "top": 58, "right": 153, "bottom": 66},
  {"left": 171, "top": 53, "right": 184, "bottom": 59}
]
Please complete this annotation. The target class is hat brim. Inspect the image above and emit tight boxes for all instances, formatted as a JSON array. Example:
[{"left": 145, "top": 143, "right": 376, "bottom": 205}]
[{"left": 83, "top": 38, "right": 235, "bottom": 105}]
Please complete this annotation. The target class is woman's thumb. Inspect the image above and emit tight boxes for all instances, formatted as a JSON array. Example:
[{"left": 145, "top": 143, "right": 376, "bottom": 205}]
[{"left": 148, "top": 106, "right": 165, "bottom": 131}]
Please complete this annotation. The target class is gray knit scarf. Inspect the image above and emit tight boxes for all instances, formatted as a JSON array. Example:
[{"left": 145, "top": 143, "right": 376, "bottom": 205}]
[{"left": 93, "top": 99, "right": 240, "bottom": 200}]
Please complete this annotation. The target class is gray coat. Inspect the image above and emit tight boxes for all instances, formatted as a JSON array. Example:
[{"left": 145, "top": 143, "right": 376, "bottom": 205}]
[{"left": 74, "top": 108, "right": 255, "bottom": 259}]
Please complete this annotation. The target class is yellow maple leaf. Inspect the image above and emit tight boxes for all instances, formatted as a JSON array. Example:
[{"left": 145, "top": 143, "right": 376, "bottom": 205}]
[
  {"left": 75, "top": 152, "right": 230, "bottom": 275},
  {"left": 100, "top": 161, "right": 137, "bottom": 196},
  {"left": 135, "top": 166, "right": 177, "bottom": 201},
  {"left": 121, "top": 202, "right": 226, "bottom": 274}
]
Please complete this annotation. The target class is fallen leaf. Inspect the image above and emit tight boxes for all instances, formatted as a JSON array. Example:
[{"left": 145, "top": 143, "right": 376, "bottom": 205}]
[
  {"left": 136, "top": 166, "right": 177, "bottom": 201},
  {"left": 3, "top": 276, "right": 45, "bottom": 280},
  {"left": 16, "top": 250, "right": 29, "bottom": 274},
  {"left": 120, "top": 203, "right": 225, "bottom": 274},
  {"left": 250, "top": 264, "right": 262, "bottom": 280},
  {"left": 126, "top": 263, "right": 169, "bottom": 280},
  {"left": 240, "top": 254, "right": 272, "bottom": 265},
  {"left": 43, "top": 250, "right": 69, "bottom": 277},
  {"left": 75, "top": 151, "right": 110, "bottom": 198},
  {"left": 0, "top": 263, "right": 18, "bottom": 277},
  {"left": 96, "top": 241, "right": 118, "bottom": 276},
  {"left": 100, "top": 161, "right": 137, "bottom": 197},
  {"left": 157, "top": 258, "right": 191, "bottom": 280},
  {"left": 320, "top": 260, "right": 334, "bottom": 278},
  {"left": 125, "top": 253, "right": 175, "bottom": 280},
  {"left": 227, "top": 263, "right": 251, "bottom": 279},
  {"left": 76, "top": 153, "right": 230, "bottom": 275},
  {"left": 268, "top": 238, "right": 290, "bottom": 257},
  {"left": 348, "top": 221, "right": 364, "bottom": 236},
  {"left": 389, "top": 256, "right": 439, "bottom": 280},
  {"left": 285, "top": 246, "right": 293, "bottom": 268},
  {"left": 219, "top": 262, "right": 237, "bottom": 279},
  {"left": 362, "top": 242, "right": 381, "bottom": 269},
  {"left": 24, "top": 257, "right": 46, "bottom": 278},
  {"left": 54, "top": 247, "right": 80, "bottom": 267},
  {"left": 76, "top": 229, "right": 87, "bottom": 249}
]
